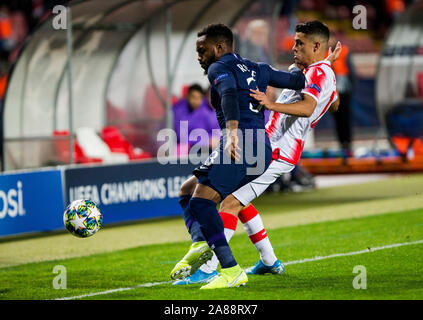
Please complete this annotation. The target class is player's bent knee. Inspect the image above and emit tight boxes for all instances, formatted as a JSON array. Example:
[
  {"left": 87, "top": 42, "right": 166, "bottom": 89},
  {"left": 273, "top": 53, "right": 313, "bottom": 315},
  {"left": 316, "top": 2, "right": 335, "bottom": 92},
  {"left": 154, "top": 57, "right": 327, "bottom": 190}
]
[{"left": 220, "top": 194, "right": 245, "bottom": 216}]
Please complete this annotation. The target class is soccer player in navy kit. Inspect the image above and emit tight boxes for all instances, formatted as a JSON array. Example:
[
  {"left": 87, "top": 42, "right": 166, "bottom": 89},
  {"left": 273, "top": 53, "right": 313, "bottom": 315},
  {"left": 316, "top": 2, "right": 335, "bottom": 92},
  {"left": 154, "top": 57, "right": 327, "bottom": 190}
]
[{"left": 170, "top": 24, "right": 305, "bottom": 289}]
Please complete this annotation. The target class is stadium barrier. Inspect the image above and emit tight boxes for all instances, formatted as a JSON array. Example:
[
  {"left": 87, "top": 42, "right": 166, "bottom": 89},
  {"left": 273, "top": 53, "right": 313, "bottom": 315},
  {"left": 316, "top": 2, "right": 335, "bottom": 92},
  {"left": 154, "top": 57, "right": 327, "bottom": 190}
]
[
  {"left": 0, "top": 160, "right": 197, "bottom": 237},
  {"left": 0, "top": 169, "right": 65, "bottom": 237}
]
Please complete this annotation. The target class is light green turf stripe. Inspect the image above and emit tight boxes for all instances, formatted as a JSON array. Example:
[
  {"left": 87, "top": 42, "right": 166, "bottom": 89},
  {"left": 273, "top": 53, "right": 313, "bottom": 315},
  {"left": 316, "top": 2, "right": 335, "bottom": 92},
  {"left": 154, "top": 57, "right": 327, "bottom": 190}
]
[
  {"left": 256, "top": 194, "right": 423, "bottom": 232},
  {"left": 1, "top": 194, "right": 422, "bottom": 268}
]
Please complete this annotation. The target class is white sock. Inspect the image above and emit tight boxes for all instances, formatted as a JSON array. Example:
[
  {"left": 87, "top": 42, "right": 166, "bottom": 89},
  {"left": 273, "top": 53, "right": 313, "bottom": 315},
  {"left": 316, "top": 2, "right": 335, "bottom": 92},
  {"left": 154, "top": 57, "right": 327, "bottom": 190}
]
[{"left": 239, "top": 204, "right": 277, "bottom": 266}]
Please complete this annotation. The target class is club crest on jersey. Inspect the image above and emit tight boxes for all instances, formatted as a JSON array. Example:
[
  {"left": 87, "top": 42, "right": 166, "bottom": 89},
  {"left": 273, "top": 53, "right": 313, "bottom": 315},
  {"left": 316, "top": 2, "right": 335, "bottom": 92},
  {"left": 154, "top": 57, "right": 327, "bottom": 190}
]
[{"left": 305, "top": 83, "right": 321, "bottom": 93}]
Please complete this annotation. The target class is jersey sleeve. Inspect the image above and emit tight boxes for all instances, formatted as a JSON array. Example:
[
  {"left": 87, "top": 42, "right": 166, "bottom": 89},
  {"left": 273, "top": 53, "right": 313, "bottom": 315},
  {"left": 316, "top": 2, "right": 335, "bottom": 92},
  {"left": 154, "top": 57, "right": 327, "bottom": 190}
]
[
  {"left": 207, "top": 62, "right": 240, "bottom": 123},
  {"left": 258, "top": 63, "right": 305, "bottom": 90},
  {"left": 302, "top": 66, "right": 326, "bottom": 102}
]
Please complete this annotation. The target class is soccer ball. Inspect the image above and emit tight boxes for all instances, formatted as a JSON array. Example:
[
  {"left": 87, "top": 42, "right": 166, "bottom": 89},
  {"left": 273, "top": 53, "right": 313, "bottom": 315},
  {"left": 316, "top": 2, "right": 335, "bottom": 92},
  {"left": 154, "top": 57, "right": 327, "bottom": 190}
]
[{"left": 63, "top": 199, "right": 103, "bottom": 238}]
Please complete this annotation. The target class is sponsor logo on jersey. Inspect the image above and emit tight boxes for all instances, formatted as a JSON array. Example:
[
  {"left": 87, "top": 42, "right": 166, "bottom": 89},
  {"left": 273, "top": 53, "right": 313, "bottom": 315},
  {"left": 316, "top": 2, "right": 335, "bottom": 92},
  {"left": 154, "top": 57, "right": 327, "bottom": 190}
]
[{"left": 214, "top": 73, "right": 229, "bottom": 84}]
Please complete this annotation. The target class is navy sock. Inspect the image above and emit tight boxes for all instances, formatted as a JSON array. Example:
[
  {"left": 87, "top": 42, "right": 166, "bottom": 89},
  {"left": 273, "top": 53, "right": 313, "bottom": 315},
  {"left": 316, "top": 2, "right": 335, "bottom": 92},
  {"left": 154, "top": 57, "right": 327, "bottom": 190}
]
[
  {"left": 179, "top": 195, "right": 205, "bottom": 243},
  {"left": 179, "top": 194, "right": 191, "bottom": 211},
  {"left": 189, "top": 197, "right": 237, "bottom": 268}
]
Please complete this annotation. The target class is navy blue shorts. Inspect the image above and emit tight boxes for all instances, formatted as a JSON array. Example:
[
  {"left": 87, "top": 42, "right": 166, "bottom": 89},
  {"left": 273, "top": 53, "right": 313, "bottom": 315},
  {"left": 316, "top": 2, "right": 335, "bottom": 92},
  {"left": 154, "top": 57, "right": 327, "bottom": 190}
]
[{"left": 193, "top": 132, "right": 272, "bottom": 200}]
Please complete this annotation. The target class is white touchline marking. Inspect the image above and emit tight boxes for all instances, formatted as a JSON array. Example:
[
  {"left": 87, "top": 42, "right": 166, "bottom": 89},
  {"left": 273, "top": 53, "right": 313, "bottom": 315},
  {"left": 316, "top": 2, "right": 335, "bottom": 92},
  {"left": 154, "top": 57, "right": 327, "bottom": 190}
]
[
  {"left": 55, "top": 281, "right": 173, "bottom": 300},
  {"left": 283, "top": 239, "right": 423, "bottom": 265},
  {"left": 54, "top": 239, "right": 423, "bottom": 300}
]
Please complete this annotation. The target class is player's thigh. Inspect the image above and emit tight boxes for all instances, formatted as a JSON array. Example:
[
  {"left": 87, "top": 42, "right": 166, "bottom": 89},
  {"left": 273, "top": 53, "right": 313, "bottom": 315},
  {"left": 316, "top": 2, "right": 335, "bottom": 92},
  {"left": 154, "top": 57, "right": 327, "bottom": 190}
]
[
  {"left": 233, "top": 160, "right": 295, "bottom": 206},
  {"left": 179, "top": 175, "right": 198, "bottom": 197},
  {"left": 192, "top": 183, "right": 221, "bottom": 203}
]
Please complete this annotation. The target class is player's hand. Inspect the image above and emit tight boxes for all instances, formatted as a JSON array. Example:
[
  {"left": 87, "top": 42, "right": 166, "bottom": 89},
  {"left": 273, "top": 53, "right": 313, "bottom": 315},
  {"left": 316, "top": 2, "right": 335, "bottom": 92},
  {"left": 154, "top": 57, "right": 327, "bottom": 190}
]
[
  {"left": 288, "top": 63, "right": 304, "bottom": 71},
  {"left": 326, "top": 41, "right": 342, "bottom": 64},
  {"left": 224, "top": 132, "right": 241, "bottom": 162},
  {"left": 250, "top": 88, "right": 272, "bottom": 110}
]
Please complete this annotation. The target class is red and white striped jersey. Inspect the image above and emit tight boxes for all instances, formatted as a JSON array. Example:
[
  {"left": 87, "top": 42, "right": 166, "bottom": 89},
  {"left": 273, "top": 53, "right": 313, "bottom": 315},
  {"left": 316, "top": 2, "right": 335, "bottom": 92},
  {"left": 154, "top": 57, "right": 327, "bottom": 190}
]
[{"left": 265, "top": 60, "right": 337, "bottom": 165}]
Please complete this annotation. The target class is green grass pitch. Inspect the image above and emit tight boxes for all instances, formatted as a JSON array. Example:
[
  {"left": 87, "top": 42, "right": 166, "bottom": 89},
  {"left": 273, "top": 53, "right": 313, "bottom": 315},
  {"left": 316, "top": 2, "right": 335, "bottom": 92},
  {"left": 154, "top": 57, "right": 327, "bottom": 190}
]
[{"left": 0, "top": 174, "right": 422, "bottom": 300}]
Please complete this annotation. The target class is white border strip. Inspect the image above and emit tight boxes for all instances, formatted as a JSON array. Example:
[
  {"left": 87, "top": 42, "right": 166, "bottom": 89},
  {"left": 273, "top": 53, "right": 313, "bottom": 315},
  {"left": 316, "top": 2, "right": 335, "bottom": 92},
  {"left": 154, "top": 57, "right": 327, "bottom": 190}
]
[{"left": 55, "top": 239, "right": 423, "bottom": 300}]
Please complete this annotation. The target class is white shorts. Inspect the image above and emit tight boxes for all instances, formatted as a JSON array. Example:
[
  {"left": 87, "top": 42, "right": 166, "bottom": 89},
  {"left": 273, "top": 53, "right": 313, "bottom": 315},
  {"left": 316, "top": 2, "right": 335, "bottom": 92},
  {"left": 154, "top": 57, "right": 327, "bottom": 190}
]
[{"left": 232, "top": 159, "right": 295, "bottom": 206}]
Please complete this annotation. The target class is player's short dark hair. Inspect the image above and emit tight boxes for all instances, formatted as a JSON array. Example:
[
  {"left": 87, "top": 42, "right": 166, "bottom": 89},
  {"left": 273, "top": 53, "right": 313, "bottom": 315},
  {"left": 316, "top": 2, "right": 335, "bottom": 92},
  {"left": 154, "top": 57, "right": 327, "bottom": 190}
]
[
  {"left": 295, "top": 20, "right": 329, "bottom": 43},
  {"left": 187, "top": 83, "right": 204, "bottom": 95},
  {"left": 197, "top": 23, "right": 233, "bottom": 47}
]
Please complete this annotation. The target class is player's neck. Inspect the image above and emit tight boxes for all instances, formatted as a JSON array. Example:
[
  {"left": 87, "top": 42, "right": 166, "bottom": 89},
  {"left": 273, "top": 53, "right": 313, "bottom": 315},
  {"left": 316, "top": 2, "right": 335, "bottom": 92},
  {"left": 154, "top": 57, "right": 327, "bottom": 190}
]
[
  {"left": 217, "top": 50, "right": 233, "bottom": 60},
  {"left": 308, "top": 53, "right": 326, "bottom": 66}
]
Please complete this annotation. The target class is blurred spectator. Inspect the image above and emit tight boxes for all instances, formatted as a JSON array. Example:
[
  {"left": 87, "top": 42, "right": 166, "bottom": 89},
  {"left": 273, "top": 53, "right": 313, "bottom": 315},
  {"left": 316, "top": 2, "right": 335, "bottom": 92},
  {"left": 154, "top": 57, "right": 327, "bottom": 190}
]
[
  {"left": 0, "top": 5, "right": 15, "bottom": 56},
  {"left": 172, "top": 84, "right": 220, "bottom": 156},
  {"left": 328, "top": 40, "right": 355, "bottom": 157},
  {"left": 0, "top": 1, "right": 71, "bottom": 63},
  {"left": 240, "top": 19, "right": 271, "bottom": 63},
  {"left": 239, "top": 19, "right": 275, "bottom": 125},
  {"left": 8, "top": 5, "right": 29, "bottom": 63},
  {"left": 0, "top": 53, "right": 8, "bottom": 99},
  {"left": 385, "top": 0, "right": 405, "bottom": 20}
]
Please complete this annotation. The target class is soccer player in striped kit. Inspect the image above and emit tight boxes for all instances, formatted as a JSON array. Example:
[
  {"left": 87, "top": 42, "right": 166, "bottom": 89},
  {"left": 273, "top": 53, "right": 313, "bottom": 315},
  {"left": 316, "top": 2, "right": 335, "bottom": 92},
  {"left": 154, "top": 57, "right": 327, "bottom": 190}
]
[{"left": 174, "top": 20, "right": 342, "bottom": 285}]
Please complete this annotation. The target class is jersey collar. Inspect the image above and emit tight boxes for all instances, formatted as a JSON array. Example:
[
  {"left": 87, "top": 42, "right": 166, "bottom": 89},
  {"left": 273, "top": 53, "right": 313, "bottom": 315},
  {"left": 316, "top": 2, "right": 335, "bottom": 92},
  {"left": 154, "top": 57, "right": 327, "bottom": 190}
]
[
  {"left": 304, "top": 60, "right": 331, "bottom": 73},
  {"left": 307, "top": 60, "right": 331, "bottom": 68},
  {"left": 218, "top": 52, "right": 237, "bottom": 62}
]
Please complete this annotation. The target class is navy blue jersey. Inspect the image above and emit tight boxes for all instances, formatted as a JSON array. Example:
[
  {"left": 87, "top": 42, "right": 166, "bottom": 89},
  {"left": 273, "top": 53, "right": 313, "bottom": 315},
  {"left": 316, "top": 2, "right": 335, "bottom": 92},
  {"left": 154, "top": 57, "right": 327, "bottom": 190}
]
[
  {"left": 194, "top": 53, "right": 304, "bottom": 199},
  {"left": 207, "top": 53, "right": 305, "bottom": 130}
]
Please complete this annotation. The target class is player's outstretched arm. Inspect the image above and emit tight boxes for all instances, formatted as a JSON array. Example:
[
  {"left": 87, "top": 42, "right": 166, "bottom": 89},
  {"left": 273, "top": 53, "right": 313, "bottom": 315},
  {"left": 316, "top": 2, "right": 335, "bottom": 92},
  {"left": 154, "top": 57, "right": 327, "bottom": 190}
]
[
  {"left": 260, "top": 63, "right": 305, "bottom": 91},
  {"left": 250, "top": 89, "right": 317, "bottom": 117}
]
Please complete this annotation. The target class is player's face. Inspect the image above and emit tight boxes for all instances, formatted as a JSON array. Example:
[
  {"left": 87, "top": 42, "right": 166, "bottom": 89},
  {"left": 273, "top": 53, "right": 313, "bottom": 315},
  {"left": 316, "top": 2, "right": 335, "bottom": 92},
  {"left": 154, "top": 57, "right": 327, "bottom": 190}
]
[
  {"left": 292, "top": 32, "right": 314, "bottom": 68},
  {"left": 196, "top": 36, "right": 217, "bottom": 74}
]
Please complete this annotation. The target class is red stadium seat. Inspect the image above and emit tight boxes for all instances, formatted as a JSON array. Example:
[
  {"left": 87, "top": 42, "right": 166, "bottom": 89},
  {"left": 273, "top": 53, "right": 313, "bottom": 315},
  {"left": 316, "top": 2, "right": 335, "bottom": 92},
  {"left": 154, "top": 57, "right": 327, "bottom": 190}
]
[
  {"left": 101, "top": 126, "right": 151, "bottom": 160},
  {"left": 180, "top": 84, "right": 190, "bottom": 98},
  {"left": 53, "top": 130, "right": 103, "bottom": 164}
]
